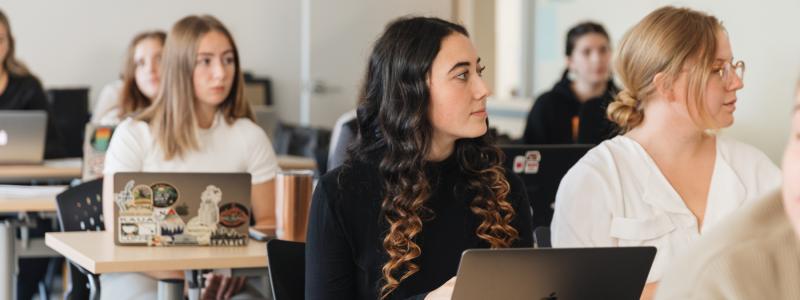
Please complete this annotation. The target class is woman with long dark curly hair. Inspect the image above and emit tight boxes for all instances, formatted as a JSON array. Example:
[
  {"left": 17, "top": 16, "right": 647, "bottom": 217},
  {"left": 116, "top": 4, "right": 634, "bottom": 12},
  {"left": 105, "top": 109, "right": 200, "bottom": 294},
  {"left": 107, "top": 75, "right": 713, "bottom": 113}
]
[{"left": 305, "top": 16, "right": 533, "bottom": 300}]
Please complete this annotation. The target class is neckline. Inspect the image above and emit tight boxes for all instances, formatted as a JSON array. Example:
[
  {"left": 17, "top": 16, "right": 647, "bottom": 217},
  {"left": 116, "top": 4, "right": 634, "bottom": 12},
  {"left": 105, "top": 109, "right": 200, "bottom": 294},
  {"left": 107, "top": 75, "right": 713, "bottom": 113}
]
[{"left": 616, "top": 135, "right": 721, "bottom": 224}]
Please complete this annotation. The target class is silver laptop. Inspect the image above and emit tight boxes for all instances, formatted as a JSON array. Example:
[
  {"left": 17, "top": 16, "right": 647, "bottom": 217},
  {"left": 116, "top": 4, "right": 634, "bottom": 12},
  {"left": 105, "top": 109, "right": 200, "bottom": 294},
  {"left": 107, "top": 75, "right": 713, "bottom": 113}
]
[
  {"left": 453, "top": 247, "right": 656, "bottom": 300},
  {"left": 0, "top": 110, "right": 47, "bottom": 164},
  {"left": 113, "top": 172, "right": 252, "bottom": 247}
]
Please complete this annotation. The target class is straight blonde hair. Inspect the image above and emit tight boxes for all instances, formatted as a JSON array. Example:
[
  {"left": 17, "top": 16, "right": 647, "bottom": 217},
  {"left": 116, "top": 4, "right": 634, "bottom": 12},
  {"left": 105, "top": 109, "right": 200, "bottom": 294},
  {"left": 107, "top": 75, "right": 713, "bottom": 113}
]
[
  {"left": 118, "top": 30, "right": 166, "bottom": 118},
  {"left": 137, "top": 15, "right": 253, "bottom": 160},
  {"left": 608, "top": 6, "right": 723, "bottom": 132}
]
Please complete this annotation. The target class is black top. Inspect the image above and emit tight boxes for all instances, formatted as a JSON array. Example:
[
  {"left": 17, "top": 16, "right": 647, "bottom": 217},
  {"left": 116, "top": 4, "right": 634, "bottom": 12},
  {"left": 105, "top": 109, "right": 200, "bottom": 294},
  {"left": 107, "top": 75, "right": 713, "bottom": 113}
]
[
  {"left": 522, "top": 71, "right": 619, "bottom": 145},
  {"left": 0, "top": 74, "right": 62, "bottom": 158},
  {"left": 306, "top": 152, "right": 533, "bottom": 300}
]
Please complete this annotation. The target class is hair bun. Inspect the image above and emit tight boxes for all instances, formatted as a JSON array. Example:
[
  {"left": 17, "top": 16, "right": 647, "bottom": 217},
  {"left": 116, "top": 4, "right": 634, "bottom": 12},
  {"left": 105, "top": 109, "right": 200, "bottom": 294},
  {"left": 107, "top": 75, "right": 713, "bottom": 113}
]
[{"left": 607, "top": 89, "right": 644, "bottom": 132}]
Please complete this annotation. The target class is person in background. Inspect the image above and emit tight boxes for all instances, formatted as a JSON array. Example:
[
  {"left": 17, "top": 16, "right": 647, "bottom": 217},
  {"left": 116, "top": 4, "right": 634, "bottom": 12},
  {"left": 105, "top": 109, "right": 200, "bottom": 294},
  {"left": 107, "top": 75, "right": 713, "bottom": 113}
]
[
  {"left": 522, "top": 21, "right": 618, "bottom": 145},
  {"left": 655, "top": 82, "right": 800, "bottom": 299},
  {"left": 102, "top": 15, "right": 279, "bottom": 299},
  {"left": 305, "top": 16, "right": 532, "bottom": 300},
  {"left": 92, "top": 30, "right": 165, "bottom": 125},
  {"left": 0, "top": 9, "right": 66, "bottom": 300},
  {"left": 0, "top": 9, "right": 62, "bottom": 159},
  {"left": 550, "top": 6, "right": 781, "bottom": 299}
]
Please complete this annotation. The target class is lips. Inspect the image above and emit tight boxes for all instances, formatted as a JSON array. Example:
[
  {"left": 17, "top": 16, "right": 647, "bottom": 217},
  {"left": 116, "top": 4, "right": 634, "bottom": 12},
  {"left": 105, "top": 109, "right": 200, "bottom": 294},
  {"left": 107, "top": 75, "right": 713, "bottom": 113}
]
[{"left": 471, "top": 108, "right": 487, "bottom": 117}]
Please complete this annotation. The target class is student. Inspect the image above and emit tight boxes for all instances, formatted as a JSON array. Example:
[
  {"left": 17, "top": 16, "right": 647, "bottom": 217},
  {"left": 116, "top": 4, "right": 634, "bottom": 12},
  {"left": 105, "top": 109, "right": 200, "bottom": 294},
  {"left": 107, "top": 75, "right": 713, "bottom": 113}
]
[
  {"left": 550, "top": 6, "right": 781, "bottom": 299},
  {"left": 305, "top": 17, "right": 533, "bottom": 300},
  {"left": 0, "top": 9, "right": 62, "bottom": 159},
  {"left": 92, "top": 30, "right": 166, "bottom": 125},
  {"left": 102, "top": 15, "right": 278, "bottom": 299},
  {"left": 655, "top": 83, "right": 800, "bottom": 300},
  {"left": 522, "top": 21, "right": 618, "bottom": 145}
]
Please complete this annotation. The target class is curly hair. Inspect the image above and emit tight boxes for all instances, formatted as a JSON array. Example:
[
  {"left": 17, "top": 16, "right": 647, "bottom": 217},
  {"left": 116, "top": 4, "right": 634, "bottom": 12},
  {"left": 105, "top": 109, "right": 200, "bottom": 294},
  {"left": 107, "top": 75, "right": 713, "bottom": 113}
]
[{"left": 341, "top": 16, "right": 519, "bottom": 299}]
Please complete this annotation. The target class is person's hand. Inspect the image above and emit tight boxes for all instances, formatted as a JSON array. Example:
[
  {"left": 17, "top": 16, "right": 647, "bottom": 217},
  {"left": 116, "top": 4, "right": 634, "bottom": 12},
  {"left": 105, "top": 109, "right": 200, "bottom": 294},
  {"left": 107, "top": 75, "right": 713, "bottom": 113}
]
[
  {"left": 201, "top": 273, "right": 247, "bottom": 300},
  {"left": 425, "top": 276, "right": 457, "bottom": 300}
]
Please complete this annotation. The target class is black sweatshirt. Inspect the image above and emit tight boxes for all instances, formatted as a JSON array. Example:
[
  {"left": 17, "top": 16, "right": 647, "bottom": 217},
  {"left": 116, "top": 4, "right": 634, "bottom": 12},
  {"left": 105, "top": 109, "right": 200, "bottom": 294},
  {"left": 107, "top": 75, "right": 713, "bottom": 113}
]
[
  {"left": 522, "top": 71, "right": 619, "bottom": 145},
  {"left": 0, "top": 74, "right": 63, "bottom": 158},
  {"left": 305, "top": 152, "right": 533, "bottom": 300}
]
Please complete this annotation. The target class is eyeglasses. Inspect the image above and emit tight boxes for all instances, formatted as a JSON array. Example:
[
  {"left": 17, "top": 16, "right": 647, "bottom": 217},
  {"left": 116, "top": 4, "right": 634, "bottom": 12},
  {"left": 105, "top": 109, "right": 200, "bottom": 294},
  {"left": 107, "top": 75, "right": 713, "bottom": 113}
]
[{"left": 714, "top": 60, "right": 745, "bottom": 85}]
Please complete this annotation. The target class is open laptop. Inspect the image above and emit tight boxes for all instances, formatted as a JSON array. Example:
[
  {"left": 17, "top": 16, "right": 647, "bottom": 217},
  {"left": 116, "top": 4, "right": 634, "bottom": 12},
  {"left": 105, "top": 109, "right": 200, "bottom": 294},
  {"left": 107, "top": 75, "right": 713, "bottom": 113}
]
[
  {"left": 113, "top": 172, "right": 252, "bottom": 246},
  {"left": 453, "top": 247, "right": 656, "bottom": 300},
  {"left": 500, "top": 144, "right": 593, "bottom": 229},
  {"left": 0, "top": 110, "right": 47, "bottom": 164}
]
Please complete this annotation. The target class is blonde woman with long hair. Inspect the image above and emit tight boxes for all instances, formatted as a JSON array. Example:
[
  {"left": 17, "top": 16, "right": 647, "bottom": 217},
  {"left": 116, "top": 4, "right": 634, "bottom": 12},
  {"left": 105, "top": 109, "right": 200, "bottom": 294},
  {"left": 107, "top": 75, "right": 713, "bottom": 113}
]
[
  {"left": 550, "top": 6, "right": 781, "bottom": 299},
  {"left": 102, "top": 15, "right": 278, "bottom": 299},
  {"left": 92, "top": 30, "right": 166, "bottom": 124}
]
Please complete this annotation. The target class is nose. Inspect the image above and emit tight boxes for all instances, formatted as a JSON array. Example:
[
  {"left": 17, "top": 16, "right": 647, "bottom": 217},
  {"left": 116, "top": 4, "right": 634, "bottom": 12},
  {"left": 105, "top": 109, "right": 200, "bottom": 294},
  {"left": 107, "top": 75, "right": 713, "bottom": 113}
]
[
  {"left": 211, "top": 59, "right": 226, "bottom": 80},
  {"left": 728, "top": 71, "right": 744, "bottom": 91},
  {"left": 472, "top": 74, "right": 491, "bottom": 101}
]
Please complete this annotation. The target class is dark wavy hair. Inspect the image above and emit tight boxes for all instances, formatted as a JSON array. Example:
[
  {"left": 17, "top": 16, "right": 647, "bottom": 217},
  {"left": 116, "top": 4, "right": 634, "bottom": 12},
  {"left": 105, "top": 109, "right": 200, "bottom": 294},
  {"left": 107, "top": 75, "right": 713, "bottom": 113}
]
[{"left": 341, "top": 16, "right": 519, "bottom": 299}]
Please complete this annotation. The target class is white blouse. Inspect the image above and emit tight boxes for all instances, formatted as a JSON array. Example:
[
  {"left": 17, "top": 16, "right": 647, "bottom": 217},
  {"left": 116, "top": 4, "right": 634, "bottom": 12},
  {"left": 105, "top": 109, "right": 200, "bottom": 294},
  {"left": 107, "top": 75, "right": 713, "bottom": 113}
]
[{"left": 551, "top": 135, "right": 781, "bottom": 282}]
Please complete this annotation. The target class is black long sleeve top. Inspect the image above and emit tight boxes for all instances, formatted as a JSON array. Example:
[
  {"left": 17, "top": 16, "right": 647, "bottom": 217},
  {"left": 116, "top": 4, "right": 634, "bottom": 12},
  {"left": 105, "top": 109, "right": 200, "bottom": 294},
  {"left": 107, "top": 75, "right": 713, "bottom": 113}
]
[
  {"left": 522, "top": 71, "right": 619, "bottom": 145},
  {"left": 305, "top": 152, "right": 533, "bottom": 300},
  {"left": 0, "top": 74, "right": 63, "bottom": 158}
]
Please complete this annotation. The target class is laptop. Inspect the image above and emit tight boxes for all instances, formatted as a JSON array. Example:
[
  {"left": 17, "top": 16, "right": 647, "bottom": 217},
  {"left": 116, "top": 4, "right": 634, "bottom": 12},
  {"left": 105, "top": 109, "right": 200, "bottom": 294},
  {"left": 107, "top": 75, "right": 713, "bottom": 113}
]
[
  {"left": 0, "top": 110, "right": 47, "bottom": 164},
  {"left": 113, "top": 172, "right": 252, "bottom": 246},
  {"left": 500, "top": 144, "right": 593, "bottom": 229},
  {"left": 81, "top": 123, "right": 115, "bottom": 180},
  {"left": 452, "top": 247, "right": 656, "bottom": 300}
]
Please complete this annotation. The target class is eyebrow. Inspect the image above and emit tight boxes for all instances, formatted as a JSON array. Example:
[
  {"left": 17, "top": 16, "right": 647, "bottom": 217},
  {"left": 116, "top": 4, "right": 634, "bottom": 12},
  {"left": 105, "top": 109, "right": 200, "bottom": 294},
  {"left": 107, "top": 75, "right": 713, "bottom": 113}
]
[
  {"left": 448, "top": 57, "right": 483, "bottom": 73},
  {"left": 196, "top": 50, "right": 234, "bottom": 57}
]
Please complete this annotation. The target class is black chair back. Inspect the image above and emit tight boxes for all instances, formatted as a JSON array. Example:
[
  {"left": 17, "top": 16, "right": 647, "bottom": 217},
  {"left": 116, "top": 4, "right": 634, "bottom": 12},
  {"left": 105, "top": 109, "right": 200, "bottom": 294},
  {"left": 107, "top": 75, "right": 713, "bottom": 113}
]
[
  {"left": 267, "top": 239, "right": 305, "bottom": 300},
  {"left": 55, "top": 178, "right": 104, "bottom": 300},
  {"left": 47, "top": 88, "right": 90, "bottom": 158}
]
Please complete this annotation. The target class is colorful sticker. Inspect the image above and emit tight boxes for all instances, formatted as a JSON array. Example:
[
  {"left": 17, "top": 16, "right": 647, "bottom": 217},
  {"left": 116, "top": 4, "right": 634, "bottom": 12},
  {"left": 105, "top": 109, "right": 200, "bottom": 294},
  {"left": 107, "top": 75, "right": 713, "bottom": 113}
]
[
  {"left": 151, "top": 183, "right": 179, "bottom": 208},
  {"left": 118, "top": 215, "right": 158, "bottom": 244},
  {"left": 131, "top": 184, "right": 154, "bottom": 211},
  {"left": 219, "top": 203, "right": 249, "bottom": 228},
  {"left": 91, "top": 127, "right": 114, "bottom": 151},
  {"left": 210, "top": 227, "right": 247, "bottom": 246},
  {"left": 524, "top": 150, "right": 542, "bottom": 174},
  {"left": 158, "top": 208, "right": 186, "bottom": 236},
  {"left": 513, "top": 155, "right": 525, "bottom": 173}
]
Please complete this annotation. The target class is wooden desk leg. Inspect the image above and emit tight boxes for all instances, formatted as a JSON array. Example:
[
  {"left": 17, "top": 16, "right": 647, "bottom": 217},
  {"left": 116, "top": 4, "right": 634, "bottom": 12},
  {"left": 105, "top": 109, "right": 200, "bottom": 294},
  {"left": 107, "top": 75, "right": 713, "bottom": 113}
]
[{"left": 0, "top": 220, "right": 16, "bottom": 300}]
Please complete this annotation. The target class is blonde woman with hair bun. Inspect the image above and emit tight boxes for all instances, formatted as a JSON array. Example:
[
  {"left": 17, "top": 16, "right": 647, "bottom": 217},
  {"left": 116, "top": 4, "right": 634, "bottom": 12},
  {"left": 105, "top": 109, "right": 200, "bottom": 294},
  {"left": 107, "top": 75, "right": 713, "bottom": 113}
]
[{"left": 550, "top": 6, "right": 781, "bottom": 299}]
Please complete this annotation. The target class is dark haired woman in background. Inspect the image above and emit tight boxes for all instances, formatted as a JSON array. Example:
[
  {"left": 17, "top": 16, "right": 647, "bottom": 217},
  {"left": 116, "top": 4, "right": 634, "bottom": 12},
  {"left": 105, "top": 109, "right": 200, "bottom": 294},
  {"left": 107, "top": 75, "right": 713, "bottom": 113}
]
[
  {"left": 522, "top": 21, "right": 618, "bottom": 144},
  {"left": 305, "top": 16, "right": 533, "bottom": 300},
  {"left": 0, "top": 9, "right": 62, "bottom": 158}
]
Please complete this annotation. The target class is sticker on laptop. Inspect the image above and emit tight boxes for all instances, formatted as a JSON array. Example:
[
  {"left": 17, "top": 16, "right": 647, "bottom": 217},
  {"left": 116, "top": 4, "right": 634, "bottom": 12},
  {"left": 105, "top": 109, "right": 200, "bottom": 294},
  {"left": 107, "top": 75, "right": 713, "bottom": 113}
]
[
  {"left": 119, "top": 215, "right": 158, "bottom": 244},
  {"left": 151, "top": 183, "right": 179, "bottom": 208},
  {"left": 511, "top": 150, "right": 542, "bottom": 174},
  {"left": 219, "top": 202, "right": 249, "bottom": 228}
]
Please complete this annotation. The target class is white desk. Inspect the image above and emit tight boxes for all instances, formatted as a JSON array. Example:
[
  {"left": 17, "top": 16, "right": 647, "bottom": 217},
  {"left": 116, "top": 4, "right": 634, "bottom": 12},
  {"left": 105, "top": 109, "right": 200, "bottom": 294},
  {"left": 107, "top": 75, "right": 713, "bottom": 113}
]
[
  {"left": 0, "top": 158, "right": 82, "bottom": 183},
  {"left": 0, "top": 185, "right": 65, "bottom": 300},
  {"left": 46, "top": 231, "right": 269, "bottom": 300}
]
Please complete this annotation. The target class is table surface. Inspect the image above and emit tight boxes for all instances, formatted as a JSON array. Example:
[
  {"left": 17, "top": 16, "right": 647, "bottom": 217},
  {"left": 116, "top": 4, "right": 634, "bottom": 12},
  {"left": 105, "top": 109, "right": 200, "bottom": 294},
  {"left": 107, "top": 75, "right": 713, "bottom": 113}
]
[
  {"left": 45, "top": 231, "right": 268, "bottom": 274},
  {"left": 0, "top": 158, "right": 82, "bottom": 182},
  {"left": 0, "top": 185, "right": 66, "bottom": 213},
  {"left": 276, "top": 155, "right": 316, "bottom": 170}
]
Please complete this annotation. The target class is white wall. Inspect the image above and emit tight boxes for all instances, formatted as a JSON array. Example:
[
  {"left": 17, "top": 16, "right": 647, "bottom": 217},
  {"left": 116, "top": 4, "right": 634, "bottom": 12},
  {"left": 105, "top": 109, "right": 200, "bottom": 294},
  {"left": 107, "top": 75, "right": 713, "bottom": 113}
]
[
  {"left": 531, "top": 0, "right": 800, "bottom": 163},
  {"left": 0, "top": 0, "right": 304, "bottom": 124}
]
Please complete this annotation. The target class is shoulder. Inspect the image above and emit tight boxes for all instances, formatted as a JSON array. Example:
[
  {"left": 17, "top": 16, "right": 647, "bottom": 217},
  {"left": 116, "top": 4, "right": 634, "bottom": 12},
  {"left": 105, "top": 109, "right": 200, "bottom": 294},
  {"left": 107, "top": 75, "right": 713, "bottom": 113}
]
[
  {"left": 228, "top": 117, "right": 268, "bottom": 137},
  {"left": 11, "top": 74, "right": 43, "bottom": 88},
  {"left": 318, "top": 160, "right": 383, "bottom": 213},
  {"left": 531, "top": 90, "right": 565, "bottom": 110},
  {"left": 112, "top": 118, "right": 152, "bottom": 143},
  {"left": 659, "top": 191, "right": 794, "bottom": 296},
  {"left": 717, "top": 135, "right": 772, "bottom": 162}
]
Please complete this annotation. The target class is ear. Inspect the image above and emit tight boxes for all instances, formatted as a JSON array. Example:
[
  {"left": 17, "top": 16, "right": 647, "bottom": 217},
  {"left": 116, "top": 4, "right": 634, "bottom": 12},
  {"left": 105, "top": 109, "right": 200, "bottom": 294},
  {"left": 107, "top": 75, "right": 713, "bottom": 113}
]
[
  {"left": 652, "top": 72, "right": 675, "bottom": 101},
  {"left": 565, "top": 56, "right": 574, "bottom": 71}
]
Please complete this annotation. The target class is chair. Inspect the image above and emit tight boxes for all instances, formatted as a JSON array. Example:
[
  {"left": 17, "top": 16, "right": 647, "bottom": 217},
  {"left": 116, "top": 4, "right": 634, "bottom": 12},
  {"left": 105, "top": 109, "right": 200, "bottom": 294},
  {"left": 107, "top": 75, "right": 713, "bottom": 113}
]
[
  {"left": 266, "top": 239, "right": 305, "bottom": 300},
  {"left": 534, "top": 226, "right": 551, "bottom": 248},
  {"left": 54, "top": 178, "right": 104, "bottom": 300}
]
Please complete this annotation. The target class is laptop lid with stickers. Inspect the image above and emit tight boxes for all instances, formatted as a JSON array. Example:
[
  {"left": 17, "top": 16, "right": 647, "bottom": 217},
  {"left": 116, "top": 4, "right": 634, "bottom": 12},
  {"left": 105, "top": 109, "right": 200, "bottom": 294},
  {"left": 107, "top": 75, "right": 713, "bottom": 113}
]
[
  {"left": 500, "top": 144, "right": 593, "bottom": 229},
  {"left": 113, "top": 172, "right": 252, "bottom": 246}
]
